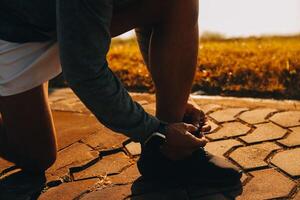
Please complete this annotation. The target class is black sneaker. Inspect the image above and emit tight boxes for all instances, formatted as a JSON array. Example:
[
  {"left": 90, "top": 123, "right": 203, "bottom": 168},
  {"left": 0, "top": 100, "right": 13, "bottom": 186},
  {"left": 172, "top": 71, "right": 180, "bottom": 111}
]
[{"left": 137, "top": 134, "right": 242, "bottom": 186}]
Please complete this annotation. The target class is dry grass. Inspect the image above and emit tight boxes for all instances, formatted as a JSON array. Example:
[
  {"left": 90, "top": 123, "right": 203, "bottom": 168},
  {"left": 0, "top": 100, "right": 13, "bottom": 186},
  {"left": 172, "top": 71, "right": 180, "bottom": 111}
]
[
  {"left": 107, "top": 36, "right": 300, "bottom": 99},
  {"left": 50, "top": 35, "right": 300, "bottom": 99}
]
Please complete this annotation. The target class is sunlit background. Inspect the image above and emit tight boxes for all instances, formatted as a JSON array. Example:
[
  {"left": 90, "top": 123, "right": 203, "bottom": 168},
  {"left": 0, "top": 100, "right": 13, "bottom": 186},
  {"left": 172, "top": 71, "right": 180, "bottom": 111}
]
[{"left": 119, "top": 0, "right": 300, "bottom": 38}]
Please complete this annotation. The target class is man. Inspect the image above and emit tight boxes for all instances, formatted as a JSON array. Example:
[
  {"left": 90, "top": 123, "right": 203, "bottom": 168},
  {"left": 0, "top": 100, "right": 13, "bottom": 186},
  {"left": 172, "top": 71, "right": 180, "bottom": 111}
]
[{"left": 0, "top": 0, "right": 241, "bottom": 184}]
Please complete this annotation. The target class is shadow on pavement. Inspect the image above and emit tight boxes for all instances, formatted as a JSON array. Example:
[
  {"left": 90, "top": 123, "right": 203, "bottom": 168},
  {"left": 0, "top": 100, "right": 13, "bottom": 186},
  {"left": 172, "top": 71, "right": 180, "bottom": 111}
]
[
  {"left": 0, "top": 169, "right": 46, "bottom": 200},
  {"left": 130, "top": 177, "right": 243, "bottom": 199}
]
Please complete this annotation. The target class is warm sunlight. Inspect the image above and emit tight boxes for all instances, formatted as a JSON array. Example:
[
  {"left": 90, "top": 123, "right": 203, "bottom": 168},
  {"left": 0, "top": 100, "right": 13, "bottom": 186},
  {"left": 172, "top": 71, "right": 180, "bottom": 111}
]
[
  {"left": 120, "top": 0, "right": 300, "bottom": 38},
  {"left": 199, "top": 0, "right": 300, "bottom": 37}
]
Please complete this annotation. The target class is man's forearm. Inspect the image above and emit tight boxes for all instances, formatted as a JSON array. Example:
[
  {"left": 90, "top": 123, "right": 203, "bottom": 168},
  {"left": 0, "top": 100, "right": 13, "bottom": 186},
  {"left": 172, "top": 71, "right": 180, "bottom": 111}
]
[
  {"left": 67, "top": 62, "right": 160, "bottom": 143},
  {"left": 57, "top": 0, "right": 160, "bottom": 143}
]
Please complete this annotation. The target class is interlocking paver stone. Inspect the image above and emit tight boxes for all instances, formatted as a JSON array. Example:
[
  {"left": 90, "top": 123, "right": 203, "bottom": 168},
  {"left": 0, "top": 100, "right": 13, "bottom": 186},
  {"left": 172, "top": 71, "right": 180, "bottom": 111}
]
[
  {"left": 49, "top": 88, "right": 91, "bottom": 114},
  {"left": 47, "top": 143, "right": 98, "bottom": 176},
  {"left": 278, "top": 127, "right": 300, "bottom": 147},
  {"left": 45, "top": 174, "right": 62, "bottom": 187},
  {"left": 206, "top": 122, "right": 251, "bottom": 140},
  {"left": 269, "top": 111, "right": 300, "bottom": 127},
  {"left": 125, "top": 142, "right": 142, "bottom": 156},
  {"left": 49, "top": 88, "right": 76, "bottom": 102},
  {"left": 240, "top": 173, "right": 248, "bottom": 183},
  {"left": 205, "top": 139, "right": 242, "bottom": 158},
  {"left": 207, "top": 120, "right": 219, "bottom": 133},
  {"left": 271, "top": 148, "right": 300, "bottom": 177},
  {"left": 142, "top": 103, "right": 156, "bottom": 115},
  {"left": 240, "top": 122, "right": 287, "bottom": 144},
  {"left": 229, "top": 142, "right": 281, "bottom": 170},
  {"left": 238, "top": 108, "right": 277, "bottom": 124},
  {"left": 197, "top": 104, "right": 222, "bottom": 114},
  {"left": 294, "top": 191, "right": 300, "bottom": 200},
  {"left": 50, "top": 97, "right": 90, "bottom": 113},
  {"left": 108, "top": 164, "right": 141, "bottom": 185},
  {"left": 53, "top": 111, "right": 102, "bottom": 150},
  {"left": 209, "top": 108, "right": 248, "bottom": 122},
  {"left": 81, "top": 185, "right": 132, "bottom": 200},
  {"left": 3, "top": 89, "right": 300, "bottom": 200},
  {"left": 0, "top": 158, "right": 14, "bottom": 174},
  {"left": 236, "top": 169, "right": 295, "bottom": 200},
  {"left": 131, "top": 93, "right": 156, "bottom": 105},
  {"left": 82, "top": 128, "right": 128, "bottom": 151},
  {"left": 73, "top": 152, "right": 132, "bottom": 180},
  {"left": 38, "top": 178, "right": 100, "bottom": 200}
]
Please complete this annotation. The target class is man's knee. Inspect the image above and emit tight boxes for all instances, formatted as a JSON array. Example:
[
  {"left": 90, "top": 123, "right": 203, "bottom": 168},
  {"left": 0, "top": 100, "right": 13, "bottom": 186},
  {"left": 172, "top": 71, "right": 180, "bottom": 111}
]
[
  {"left": 20, "top": 151, "right": 57, "bottom": 172},
  {"left": 38, "top": 151, "right": 57, "bottom": 170},
  {"left": 2, "top": 144, "right": 57, "bottom": 173}
]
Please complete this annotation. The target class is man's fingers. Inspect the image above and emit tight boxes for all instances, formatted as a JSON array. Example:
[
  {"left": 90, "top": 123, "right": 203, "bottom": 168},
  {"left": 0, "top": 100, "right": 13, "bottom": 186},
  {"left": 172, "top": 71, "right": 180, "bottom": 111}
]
[
  {"left": 192, "top": 110, "right": 205, "bottom": 125},
  {"left": 184, "top": 123, "right": 208, "bottom": 147},
  {"left": 184, "top": 123, "right": 198, "bottom": 132},
  {"left": 194, "top": 109, "right": 205, "bottom": 119},
  {"left": 194, "top": 137, "right": 209, "bottom": 147},
  {"left": 185, "top": 132, "right": 208, "bottom": 147},
  {"left": 201, "top": 124, "right": 211, "bottom": 132},
  {"left": 185, "top": 103, "right": 206, "bottom": 126}
]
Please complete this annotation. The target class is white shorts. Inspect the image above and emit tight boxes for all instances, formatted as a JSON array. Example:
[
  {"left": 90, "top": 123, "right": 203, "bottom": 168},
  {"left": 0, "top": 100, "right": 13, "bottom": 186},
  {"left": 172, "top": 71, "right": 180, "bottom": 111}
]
[{"left": 0, "top": 39, "right": 62, "bottom": 96}]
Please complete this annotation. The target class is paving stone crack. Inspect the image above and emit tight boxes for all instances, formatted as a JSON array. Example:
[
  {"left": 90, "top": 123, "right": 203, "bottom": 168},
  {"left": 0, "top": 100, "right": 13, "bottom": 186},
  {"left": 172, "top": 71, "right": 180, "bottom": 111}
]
[{"left": 99, "top": 148, "right": 125, "bottom": 157}]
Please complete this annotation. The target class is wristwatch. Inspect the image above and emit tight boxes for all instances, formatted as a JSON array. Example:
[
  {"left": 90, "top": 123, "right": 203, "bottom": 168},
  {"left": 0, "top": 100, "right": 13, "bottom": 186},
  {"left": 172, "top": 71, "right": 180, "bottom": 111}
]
[{"left": 143, "top": 121, "right": 168, "bottom": 146}]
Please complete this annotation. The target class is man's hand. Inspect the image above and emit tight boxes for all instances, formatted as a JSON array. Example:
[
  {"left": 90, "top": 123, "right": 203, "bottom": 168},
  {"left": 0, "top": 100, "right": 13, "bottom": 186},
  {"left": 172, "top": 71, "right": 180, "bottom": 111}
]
[
  {"left": 159, "top": 102, "right": 212, "bottom": 160},
  {"left": 160, "top": 122, "right": 208, "bottom": 160},
  {"left": 183, "top": 103, "right": 211, "bottom": 133}
]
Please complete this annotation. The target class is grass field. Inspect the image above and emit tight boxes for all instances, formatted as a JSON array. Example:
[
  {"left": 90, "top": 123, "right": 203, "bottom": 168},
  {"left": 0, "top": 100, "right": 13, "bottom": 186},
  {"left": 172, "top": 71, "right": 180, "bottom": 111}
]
[
  {"left": 106, "top": 35, "right": 300, "bottom": 99},
  {"left": 50, "top": 35, "right": 300, "bottom": 99}
]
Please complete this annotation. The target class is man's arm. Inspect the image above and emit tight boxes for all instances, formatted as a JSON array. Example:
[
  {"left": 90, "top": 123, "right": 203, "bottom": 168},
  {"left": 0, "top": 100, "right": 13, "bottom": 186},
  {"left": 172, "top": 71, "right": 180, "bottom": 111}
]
[{"left": 56, "top": 0, "right": 160, "bottom": 143}]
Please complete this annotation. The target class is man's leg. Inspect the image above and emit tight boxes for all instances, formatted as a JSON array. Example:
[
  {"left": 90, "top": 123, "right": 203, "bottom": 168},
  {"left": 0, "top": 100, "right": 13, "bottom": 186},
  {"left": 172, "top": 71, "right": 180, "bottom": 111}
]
[
  {"left": 0, "top": 83, "right": 57, "bottom": 172},
  {"left": 111, "top": 0, "right": 199, "bottom": 123},
  {"left": 146, "top": 0, "right": 199, "bottom": 123}
]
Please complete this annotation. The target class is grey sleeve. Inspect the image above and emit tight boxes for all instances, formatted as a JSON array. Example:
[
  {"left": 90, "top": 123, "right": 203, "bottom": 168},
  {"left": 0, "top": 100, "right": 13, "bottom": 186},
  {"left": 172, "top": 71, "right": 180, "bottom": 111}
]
[{"left": 56, "top": 0, "right": 160, "bottom": 143}]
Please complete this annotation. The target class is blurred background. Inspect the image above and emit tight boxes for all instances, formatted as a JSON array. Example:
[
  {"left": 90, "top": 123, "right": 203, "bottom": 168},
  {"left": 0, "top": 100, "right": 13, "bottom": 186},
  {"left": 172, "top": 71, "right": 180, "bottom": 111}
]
[
  {"left": 119, "top": 0, "right": 300, "bottom": 38},
  {"left": 51, "top": 0, "right": 300, "bottom": 99}
]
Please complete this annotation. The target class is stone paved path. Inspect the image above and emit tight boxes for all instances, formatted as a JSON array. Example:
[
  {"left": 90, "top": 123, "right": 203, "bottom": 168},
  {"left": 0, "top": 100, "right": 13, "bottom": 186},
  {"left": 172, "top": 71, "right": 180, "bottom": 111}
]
[{"left": 1, "top": 88, "right": 300, "bottom": 200}]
